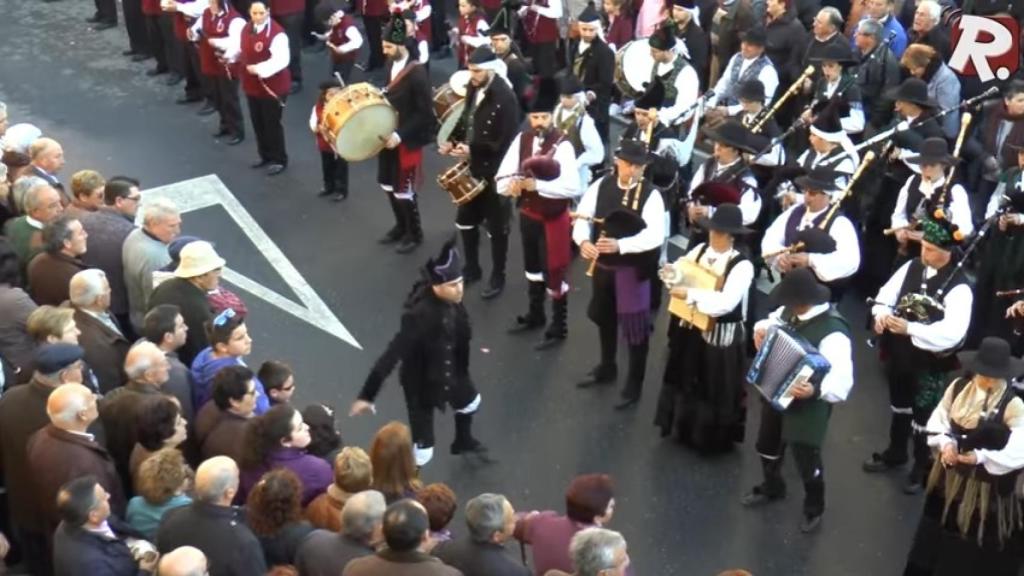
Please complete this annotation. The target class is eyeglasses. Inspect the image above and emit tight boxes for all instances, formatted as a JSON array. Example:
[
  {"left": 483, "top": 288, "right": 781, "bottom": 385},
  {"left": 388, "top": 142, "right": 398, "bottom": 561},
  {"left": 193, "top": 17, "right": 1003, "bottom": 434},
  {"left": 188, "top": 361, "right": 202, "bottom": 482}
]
[
  {"left": 213, "top": 308, "right": 236, "bottom": 327},
  {"left": 124, "top": 194, "right": 142, "bottom": 203}
]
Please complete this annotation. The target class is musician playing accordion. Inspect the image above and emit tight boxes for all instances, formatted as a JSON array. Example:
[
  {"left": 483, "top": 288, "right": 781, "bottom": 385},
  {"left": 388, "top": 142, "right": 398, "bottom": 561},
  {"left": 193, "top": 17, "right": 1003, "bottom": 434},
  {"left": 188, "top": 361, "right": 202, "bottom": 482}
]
[
  {"left": 497, "top": 78, "right": 581, "bottom": 349},
  {"left": 864, "top": 212, "right": 973, "bottom": 495},
  {"left": 654, "top": 204, "right": 755, "bottom": 453},
  {"left": 741, "top": 268, "right": 854, "bottom": 535},
  {"left": 574, "top": 140, "right": 665, "bottom": 410},
  {"left": 761, "top": 167, "right": 860, "bottom": 303}
]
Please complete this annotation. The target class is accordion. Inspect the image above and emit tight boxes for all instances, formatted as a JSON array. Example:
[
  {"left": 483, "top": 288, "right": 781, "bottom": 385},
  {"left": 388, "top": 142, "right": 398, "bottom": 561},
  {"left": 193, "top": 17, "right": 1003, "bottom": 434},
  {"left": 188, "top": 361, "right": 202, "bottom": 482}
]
[{"left": 747, "top": 325, "right": 832, "bottom": 411}]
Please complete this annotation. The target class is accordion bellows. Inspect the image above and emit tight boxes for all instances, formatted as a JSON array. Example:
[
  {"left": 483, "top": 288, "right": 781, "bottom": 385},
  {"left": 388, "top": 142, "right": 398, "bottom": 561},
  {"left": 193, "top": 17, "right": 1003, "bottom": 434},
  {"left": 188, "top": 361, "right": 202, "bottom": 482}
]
[{"left": 747, "top": 325, "right": 832, "bottom": 411}]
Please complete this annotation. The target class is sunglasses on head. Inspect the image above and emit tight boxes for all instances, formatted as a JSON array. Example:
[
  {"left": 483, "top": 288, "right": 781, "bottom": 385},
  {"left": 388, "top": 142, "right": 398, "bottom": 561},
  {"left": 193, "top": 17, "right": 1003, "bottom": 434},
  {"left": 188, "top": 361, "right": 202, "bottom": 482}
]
[{"left": 213, "top": 308, "right": 237, "bottom": 327}]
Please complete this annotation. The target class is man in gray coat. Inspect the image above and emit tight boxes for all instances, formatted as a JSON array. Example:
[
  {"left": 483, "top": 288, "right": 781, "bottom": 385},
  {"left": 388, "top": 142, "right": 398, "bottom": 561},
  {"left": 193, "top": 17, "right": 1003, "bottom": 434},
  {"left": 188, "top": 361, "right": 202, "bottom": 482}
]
[
  {"left": 343, "top": 500, "right": 463, "bottom": 576},
  {"left": 433, "top": 494, "right": 529, "bottom": 576},
  {"left": 122, "top": 198, "right": 181, "bottom": 332}
]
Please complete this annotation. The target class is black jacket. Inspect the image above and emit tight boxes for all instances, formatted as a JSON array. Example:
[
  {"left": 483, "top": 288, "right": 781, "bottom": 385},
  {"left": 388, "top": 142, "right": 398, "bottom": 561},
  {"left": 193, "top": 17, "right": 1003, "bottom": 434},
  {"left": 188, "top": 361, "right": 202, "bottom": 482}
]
[
  {"left": 460, "top": 77, "right": 521, "bottom": 180},
  {"left": 857, "top": 43, "right": 900, "bottom": 129},
  {"left": 99, "top": 382, "right": 166, "bottom": 495},
  {"left": 359, "top": 289, "right": 476, "bottom": 411},
  {"left": 432, "top": 539, "right": 531, "bottom": 576},
  {"left": 295, "top": 530, "right": 375, "bottom": 576},
  {"left": 156, "top": 501, "right": 268, "bottom": 576},
  {"left": 147, "top": 277, "right": 212, "bottom": 367},
  {"left": 502, "top": 50, "right": 532, "bottom": 112},
  {"left": 53, "top": 516, "right": 146, "bottom": 576},
  {"left": 388, "top": 62, "right": 437, "bottom": 150},
  {"left": 258, "top": 521, "right": 315, "bottom": 567},
  {"left": 571, "top": 38, "right": 615, "bottom": 124},
  {"left": 765, "top": 12, "right": 808, "bottom": 87},
  {"left": 677, "top": 21, "right": 711, "bottom": 91}
]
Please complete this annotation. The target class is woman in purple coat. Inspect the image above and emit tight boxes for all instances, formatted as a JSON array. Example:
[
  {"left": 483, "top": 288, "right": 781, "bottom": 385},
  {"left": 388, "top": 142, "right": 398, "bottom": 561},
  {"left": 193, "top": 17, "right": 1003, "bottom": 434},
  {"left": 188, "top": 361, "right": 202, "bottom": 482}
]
[{"left": 238, "top": 404, "right": 332, "bottom": 506}]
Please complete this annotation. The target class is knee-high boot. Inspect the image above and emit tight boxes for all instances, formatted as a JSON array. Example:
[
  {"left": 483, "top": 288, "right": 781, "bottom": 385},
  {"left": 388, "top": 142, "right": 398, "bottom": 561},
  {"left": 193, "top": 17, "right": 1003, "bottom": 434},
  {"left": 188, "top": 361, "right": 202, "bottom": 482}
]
[
  {"left": 509, "top": 281, "right": 546, "bottom": 332},
  {"left": 379, "top": 194, "right": 405, "bottom": 244},
  {"left": 481, "top": 231, "right": 508, "bottom": 299},
  {"left": 460, "top": 227, "right": 482, "bottom": 283},
  {"left": 536, "top": 294, "right": 568, "bottom": 349},
  {"left": 616, "top": 338, "right": 650, "bottom": 407},
  {"left": 451, "top": 412, "right": 492, "bottom": 463},
  {"left": 395, "top": 197, "right": 423, "bottom": 254}
]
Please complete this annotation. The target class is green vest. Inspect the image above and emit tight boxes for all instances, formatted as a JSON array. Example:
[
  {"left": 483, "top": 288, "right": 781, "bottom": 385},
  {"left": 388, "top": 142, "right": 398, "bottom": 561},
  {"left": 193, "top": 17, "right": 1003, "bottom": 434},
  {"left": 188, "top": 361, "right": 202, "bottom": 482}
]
[{"left": 781, "top": 307, "right": 851, "bottom": 447}]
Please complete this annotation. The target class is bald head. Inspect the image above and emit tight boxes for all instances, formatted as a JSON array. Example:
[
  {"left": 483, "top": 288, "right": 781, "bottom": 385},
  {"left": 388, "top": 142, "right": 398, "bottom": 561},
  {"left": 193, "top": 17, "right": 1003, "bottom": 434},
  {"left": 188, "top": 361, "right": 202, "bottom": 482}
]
[
  {"left": 194, "top": 456, "right": 239, "bottom": 505},
  {"left": 156, "top": 546, "right": 208, "bottom": 576},
  {"left": 124, "top": 340, "right": 170, "bottom": 385},
  {"left": 29, "top": 137, "right": 64, "bottom": 174},
  {"left": 342, "top": 490, "right": 387, "bottom": 542},
  {"left": 46, "top": 383, "right": 97, "bottom": 431}
]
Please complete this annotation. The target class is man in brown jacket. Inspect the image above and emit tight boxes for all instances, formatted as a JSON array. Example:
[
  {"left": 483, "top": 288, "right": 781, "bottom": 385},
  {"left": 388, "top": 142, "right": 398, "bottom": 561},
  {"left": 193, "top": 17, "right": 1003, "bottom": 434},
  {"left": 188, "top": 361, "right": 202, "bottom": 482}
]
[
  {"left": 70, "top": 269, "right": 130, "bottom": 394},
  {"left": 343, "top": 499, "right": 464, "bottom": 576},
  {"left": 27, "top": 215, "right": 89, "bottom": 306},
  {"left": 27, "top": 382, "right": 127, "bottom": 536}
]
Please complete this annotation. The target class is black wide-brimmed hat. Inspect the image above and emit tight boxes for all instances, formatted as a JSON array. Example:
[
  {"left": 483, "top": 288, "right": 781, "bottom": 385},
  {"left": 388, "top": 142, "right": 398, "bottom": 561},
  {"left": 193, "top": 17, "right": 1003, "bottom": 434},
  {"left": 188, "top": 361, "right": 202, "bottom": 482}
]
[
  {"left": 794, "top": 167, "right": 841, "bottom": 192},
  {"left": 702, "top": 120, "right": 760, "bottom": 154},
  {"left": 695, "top": 203, "right": 752, "bottom": 235},
  {"left": 959, "top": 337, "right": 1024, "bottom": 380},
  {"left": 886, "top": 78, "right": 936, "bottom": 108},
  {"left": 769, "top": 268, "right": 831, "bottom": 308},
  {"left": 905, "top": 137, "right": 959, "bottom": 165},
  {"left": 425, "top": 238, "right": 463, "bottom": 284},
  {"left": 614, "top": 139, "right": 652, "bottom": 165},
  {"left": 557, "top": 72, "right": 584, "bottom": 96},
  {"left": 808, "top": 42, "right": 857, "bottom": 65},
  {"left": 1006, "top": 142, "right": 1024, "bottom": 152},
  {"left": 736, "top": 79, "right": 765, "bottom": 102},
  {"left": 528, "top": 77, "right": 559, "bottom": 113}
]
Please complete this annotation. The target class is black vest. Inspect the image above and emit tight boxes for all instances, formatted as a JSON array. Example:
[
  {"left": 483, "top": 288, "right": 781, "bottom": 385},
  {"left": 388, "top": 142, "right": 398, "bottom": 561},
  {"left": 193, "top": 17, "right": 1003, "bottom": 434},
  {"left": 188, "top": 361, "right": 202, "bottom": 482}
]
[
  {"left": 903, "top": 175, "right": 952, "bottom": 221},
  {"left": 591, "top": 176, "right": 660, "bottom": 270},
  {"left": 783, "top": 206, "right": 836, "bottom": 246}
]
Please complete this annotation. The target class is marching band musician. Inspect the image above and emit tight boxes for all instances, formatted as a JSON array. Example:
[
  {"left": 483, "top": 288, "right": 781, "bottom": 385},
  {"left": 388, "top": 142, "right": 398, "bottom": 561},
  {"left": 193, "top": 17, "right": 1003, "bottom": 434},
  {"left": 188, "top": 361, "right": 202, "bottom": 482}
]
[
  {"left": 377, "top": 13, "right": 435, "bottom": 254},
  {"left": 310, "top": 80, "right": 349, "bottom": 201},
  {"left": 687, "top": 121, "right": 761, "bottom": 244},
  {"left": 401, "top": 10, "right": 430, "bottom": 65},
  {"left": 733, "top": 80, "right": 784, "bottom": 170},
  {"left": 776, "top": 105, "right": 858, "bottom": 210},
  {"left": 498, "top": 78, "right": 581, "bottom": 349},
  {"left": 970, "top": 143, "right": 1024, "bottom": 353},
  {"left": 225, "top": 0, "right": 291, "bottom": 176},
  {"left": 645, "top": 24, "right": 700, "bottom": 142},
  {"left": 654, "top": 204, "right": 755, "bottom": 453},
  {"left": 269, "top": 0, "right": 306, "bottom": 94},
  {"left": 350, "top": 240, "right": 493, "bottom": 467},
  {"left": 601, "top": 0, "right": 634, "bottom": 54},
  {"left": 574, "top": 140, "right": 665, "bottom": 410},
  {"left": 624, "top": 81, "right": 683, "bottom": 236},
  {"left": 487, "top": 6, "right": 532, "bottom": 112},
  {"left": 456, "top": 0, "right": 490, "bottom": 68},
  {"left": 553, "top": 73, "right": 605, "bottom": 190},
  {"left": 761, "top": 167, "right": 861, "bottom": 302},
  {"left": 570, "top": 4, "right": 615, "bottom": 146},
  {"left": 668, "top": 0, "right": 710, "bottom": 91},
  {"left": 190, "top": 0, "right": 246, "bottom": 146},
  {"left": 863, "top": 212, "right": 973, "bottom": 495},
  {"left": 312, "top": 0, "right": 364, "bottom": 82},
  {"left": 802, "top": 43, "right": 865, "bottom": 137},
  {"left": 890, "top": 138, "right": 974, "bottom": 257},
  {"left": 518, "top": 0, "right": 562, "bottom": 80},
  {"left": 706, "top": 28, "right": 779, "bottom": 119},
  {"left": 441, "top": 47, "right": 520, "bottom": 298},
  {"left": 164, "top": 0, "right": 209, "bottom": 107},
  {"left": 742, "top": 268, "right": 855, "bottom": 534}
]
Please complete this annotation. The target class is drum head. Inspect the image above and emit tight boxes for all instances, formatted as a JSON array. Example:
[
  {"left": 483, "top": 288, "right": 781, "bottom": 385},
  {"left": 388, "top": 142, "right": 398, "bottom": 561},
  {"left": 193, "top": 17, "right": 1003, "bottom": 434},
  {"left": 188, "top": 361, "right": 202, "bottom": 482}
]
[
  {"left": 621, "top": 40, "right": 653, "bottom": 97},
  {"left": 334, "top": 104, "right": 398, "bottom": 162},
  {"left": 436, "top": 100, "right": 466, "bottom": 146},
  {"left": 450, "top": 70, "right": 471, "bottom": 97}
]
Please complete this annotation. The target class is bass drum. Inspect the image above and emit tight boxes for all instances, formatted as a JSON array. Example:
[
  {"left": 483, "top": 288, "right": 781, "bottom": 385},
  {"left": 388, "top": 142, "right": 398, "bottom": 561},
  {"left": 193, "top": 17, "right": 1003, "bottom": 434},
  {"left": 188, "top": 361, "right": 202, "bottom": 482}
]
[
  {"left": 615, "top": 39, "right": 654, "bottom": 100},
  {"left": 321, "top": 83, "right": 398, "bottom": 162},
  {"left": 434, "top": 70, "right": 470, "bottom": 146}
]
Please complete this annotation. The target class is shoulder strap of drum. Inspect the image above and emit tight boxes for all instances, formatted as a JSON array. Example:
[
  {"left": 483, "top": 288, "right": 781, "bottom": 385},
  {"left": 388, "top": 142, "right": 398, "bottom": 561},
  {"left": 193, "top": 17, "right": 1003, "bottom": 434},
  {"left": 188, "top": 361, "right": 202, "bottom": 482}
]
[{"left": 386, "top": 62, "right": 419, "bottom": 92}]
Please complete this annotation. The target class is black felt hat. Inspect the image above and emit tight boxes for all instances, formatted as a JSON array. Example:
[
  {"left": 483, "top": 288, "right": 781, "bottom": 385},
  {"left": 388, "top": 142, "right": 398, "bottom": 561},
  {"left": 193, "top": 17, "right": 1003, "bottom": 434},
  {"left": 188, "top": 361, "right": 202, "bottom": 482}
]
[
  {"left": 614, "top": 139, "right": 652, "bottom": 165},
  {"left": 701, "top": 120, "right": 760, "bottom": 154},
  {"left": 672, "top": 0, "right": 695, "bottom": 8},
  {"left": 736, "top": 79, "right": 765, "bottom": 102},
  {"left": 528, "top": 77, "right": 559, "bottom": 112},
  {"left": 886, "top": 78, "right": 936, "bottom": 108},
  {"left": 808, "top": 42, "right": 857, "bottom": 65},
  {"left": 905, "top": 137, "right": 959, "bottom": 165},
  {"left": 469, "top": 45, "right": 499, "bottom": 65},
  {"left": 740, "top": 27, "right": 767, "bottom": 47},
  {"left": 959, "top": 337, "right": 1024, "bottom": 380},
  {"left": 809, "top": 103, "right": 845, "bottom": 141},
  {"left": 648, "top": 22, "right": 677, "bottom": 51},
  {"left": 794, "top": 167, "right": 841, "bottom": 192},
  {"left": 488, "top": 3, "right": 513, "bottom": 35},
  {"left": 425, "top": 238, "right": 463, "bottom": 284},
  {"left": 769, "top": 267, "right": 831, "bottom": 307},
  {"left": 383, "top": 11, "right": 407, "bottom": 45},
  {"left": 695, "top": 203, "right": 752, "bottom": 235},
  {"left": 558, "top": 72, "right": 584, "bottom": 96},
  {"left": 577, "top": 1, "right": 601, "bottom": 22},
  {"left": 633, "top": 79, "right": 666, "bottom": 110}
]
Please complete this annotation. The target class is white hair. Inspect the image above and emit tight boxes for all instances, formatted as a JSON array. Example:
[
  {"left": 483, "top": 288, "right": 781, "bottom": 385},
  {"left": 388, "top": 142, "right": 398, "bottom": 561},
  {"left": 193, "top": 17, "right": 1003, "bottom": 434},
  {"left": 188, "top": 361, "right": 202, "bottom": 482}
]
[
  {"left": 917, "top": 0, "right": 940, "bottom": 22},
  {"left": 2, "top": 123, "right": 42, "bottom": 154},
  {"left": 69, "top": 269, "right": 108, "bottom": 308},
  {"left": 570, "top": 528, "right": 627, "bottom": 576},
  {"left": 341, "top": 490, "right": 387, "bottom": 541},
  {"left": 141, "top": 198, "right": 180, "bottom": 227},
  {"left": 124, "top": 341, "right": 162, "bottom": 380},
  {"left": 22, "top": 179, "right": 57, "bottom": 213}
]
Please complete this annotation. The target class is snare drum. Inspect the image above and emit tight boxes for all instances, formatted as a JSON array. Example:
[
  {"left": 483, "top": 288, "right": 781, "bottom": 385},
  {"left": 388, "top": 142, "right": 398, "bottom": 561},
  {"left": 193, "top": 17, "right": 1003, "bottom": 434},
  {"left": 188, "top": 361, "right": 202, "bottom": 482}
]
[
  {"left": 320, "top": 83, "right": 398, "bottom": 162},
  {"left": 614, "top": 39, "right": 655, "bottom": 100},
  {"left": 437, "top": 161, "right": 486, "bottom": 205},
  {"left": 433, "top": 70, "right": 470, "bottom": 146}
]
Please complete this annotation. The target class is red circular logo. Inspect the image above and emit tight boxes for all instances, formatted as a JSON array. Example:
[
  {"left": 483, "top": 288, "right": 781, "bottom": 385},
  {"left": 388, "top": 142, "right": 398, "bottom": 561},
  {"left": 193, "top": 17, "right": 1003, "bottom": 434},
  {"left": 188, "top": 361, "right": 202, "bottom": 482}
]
[{"left": 255, "top": 41, "right": 264, "bottom": 52}]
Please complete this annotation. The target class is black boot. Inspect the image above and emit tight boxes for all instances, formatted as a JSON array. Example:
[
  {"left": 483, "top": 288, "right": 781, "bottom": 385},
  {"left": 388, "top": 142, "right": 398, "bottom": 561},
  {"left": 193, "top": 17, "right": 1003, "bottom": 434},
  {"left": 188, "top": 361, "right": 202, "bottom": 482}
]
[
  {"left": 904, "top": 432, "right": 932, "bottom": 494},
  {"left": 460, "top": 228, "right": 483, "bottom": 284},
  {"left": 742, "top": 456, "right": 787, "bottom": 506},
  {"left": 451, "top": 412, "right": 494, "bottom": 463},
  {"left": 615, "top": 339, "right": 649, "bottom": 409},
  {"left": 578, "top": 323, "right": 618, "bottom": 388},
  {"left": 509, "top": 281, "right": 546, "bottom": 333},
  {"left": 863, "top": 413, "right": 912, "bottom": 472},
  {"left": 536, "top": 294, "right": 568, "bottom": 350},
  {"left": 395, "top": 198, "right": 423, "bottom": 254},
  {"left": 481, "top": 231, "right": 508, "bottom": 299},
  {"left": 379, "top": 194, "right": 405, "bottom": 244}
]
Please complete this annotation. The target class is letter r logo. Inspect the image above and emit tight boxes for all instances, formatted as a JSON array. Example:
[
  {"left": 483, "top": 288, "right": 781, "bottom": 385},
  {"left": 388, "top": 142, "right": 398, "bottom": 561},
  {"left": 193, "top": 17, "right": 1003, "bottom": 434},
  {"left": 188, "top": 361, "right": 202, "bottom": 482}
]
[{"left": 949, "top": 15, "right": 1020, "bottom": 82}]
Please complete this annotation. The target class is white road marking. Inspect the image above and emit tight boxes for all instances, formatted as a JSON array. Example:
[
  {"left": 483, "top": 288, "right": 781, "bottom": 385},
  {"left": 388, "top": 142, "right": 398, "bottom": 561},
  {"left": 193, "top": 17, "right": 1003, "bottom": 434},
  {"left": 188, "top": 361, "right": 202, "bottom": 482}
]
[{"left": 143, "top": 174, "right": 362, "bottom": 350}]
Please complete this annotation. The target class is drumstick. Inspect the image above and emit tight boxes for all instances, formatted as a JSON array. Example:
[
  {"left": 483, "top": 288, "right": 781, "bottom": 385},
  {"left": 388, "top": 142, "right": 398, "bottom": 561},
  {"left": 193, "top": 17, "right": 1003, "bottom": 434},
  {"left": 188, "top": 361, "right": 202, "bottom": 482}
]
[
  {"left": 259, "top": 78, "right": 286, "bottom": 108},
  {"left": 334, "top": 71, "right": 346, "bottom": 89}
]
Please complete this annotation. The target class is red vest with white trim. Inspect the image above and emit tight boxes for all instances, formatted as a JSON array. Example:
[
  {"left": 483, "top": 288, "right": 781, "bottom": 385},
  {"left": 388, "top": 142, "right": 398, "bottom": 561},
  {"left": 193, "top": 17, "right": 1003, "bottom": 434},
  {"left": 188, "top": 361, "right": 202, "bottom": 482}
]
[
  {"left": 525, "top": 0, "right": 558, "bottom": 43},
  {"left": 328, "top": 15, "right": 359, "bottom": 63},
  {"left": 240, "top": 20, "right": 292, "bottom": 98},
  {"left": 199, "top": 7, "right": 242, "bottom": 77},
  {"left": 270, "top": 0, "right": 304, "bottom": 16},
  {"left": 173, "top": 0, "right": 196, "bottom": 41},
  {"left": 457, "top": 13, "right": 483, "bottom": 67}
]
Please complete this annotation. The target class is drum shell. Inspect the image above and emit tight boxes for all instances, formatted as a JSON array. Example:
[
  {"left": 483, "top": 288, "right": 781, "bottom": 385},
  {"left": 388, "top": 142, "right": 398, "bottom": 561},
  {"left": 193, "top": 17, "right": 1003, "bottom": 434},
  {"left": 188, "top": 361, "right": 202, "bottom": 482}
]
[
  {"left": 321, "top": 83, "right": 398, "bottom": 162},
  {"left": 437, "top": 161, "right": 486, "bottom": 205},
  {"left": 614, "top": 40, "right": 654, "bottom": 100}
]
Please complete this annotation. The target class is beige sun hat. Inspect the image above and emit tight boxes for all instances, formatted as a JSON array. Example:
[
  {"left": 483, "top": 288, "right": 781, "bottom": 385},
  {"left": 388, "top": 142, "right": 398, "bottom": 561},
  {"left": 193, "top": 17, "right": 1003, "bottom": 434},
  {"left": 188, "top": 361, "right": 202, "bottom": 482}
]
[{"left": 174, "top": 241, "right": 226, "bottom": 278}]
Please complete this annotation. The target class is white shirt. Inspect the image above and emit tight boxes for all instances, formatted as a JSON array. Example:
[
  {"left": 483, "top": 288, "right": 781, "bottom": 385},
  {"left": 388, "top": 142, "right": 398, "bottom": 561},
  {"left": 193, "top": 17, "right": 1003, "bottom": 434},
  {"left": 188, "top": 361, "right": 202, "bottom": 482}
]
[
  {"left": 689, "top": 159, "right": 760, "bottom": 225},
  {"left": 755, "top": 304, "right": 856, "bottom": 403},
  {"left": 655, "top": 56, "right": 700, "bottom": 127},
  {"left": 890, "top": 174, "right": 974, "bottom": 237},
  {"left": 573, "top": 176, "right": 666, "bottom": 253},
  {"left": 222, "top": 21, "right": 290, "bottom": 77},
  {"left": 192, "top": 8, "right": 246, "bottom": 54},
  {"left": 708, "top": 53, "right": 780, "bottom": 115},
  {"left": 333, "top": 23, "right": 364, "bottom": 55},
  {"left": 461, "top": 17, "right": 490, "bottom": 48},
  {"left": 677, "top": 244, "right": 754, "bottom": 317},
  {"left": 871, "top": 260, "right": 973, "bottom": 352},
  {"left": 737, "top": 111, "right": 785, "bottom": 167},
  {"left": 986, "top": 174, "right": 1024, "bottom": 219},
  {"left": 520, "top": 0, "right": 562, "bottom": 21},
  {"left": 761, "top": 204, "right": 861, "bottom": 282},
  {"left": 553, "top": 104, "right": 604, "bottom": 187},
  {"left": 927, "top": 384, "right": 1024, "bottom": 475},
  {"left": 495, "top": 134, "right": 581, "bottom": 200},
  {"left": 175, "top": 0, "right": 209, "bottom": 19},
  {"left": 777, "top": 147, "right": 856, "bottom": 204}
]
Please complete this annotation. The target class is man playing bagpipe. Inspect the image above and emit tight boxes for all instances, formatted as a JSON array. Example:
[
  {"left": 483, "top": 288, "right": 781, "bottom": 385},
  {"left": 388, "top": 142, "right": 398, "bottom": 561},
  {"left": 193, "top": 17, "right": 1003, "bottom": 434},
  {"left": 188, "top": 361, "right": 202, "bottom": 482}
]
[
  {"left": 801, "top": 42, "right": 865, "bottom": 137},
  {"left": 654, "top": 203, "right": 755, "bottom": 453},
  {"left": 497, "top": 78, "right": 581, "bottom": 349},
  {"left": 732, "top": 79, "right": 784, "bottom": 177},
  {"left": 741, "top": 268, "right": 855, "bottom": 534},
  {"left": 864, "top": 211, "right": 973, "bottom": 495},
  {"left": 761, "top": 167, "right": 861, "bottom": 304},
  {"left": 552, "top": 72, "right": 605, "bottom": 191},
  {"left": 623, "top": 80, "right": 684, "bottom": 238},
  {"left": 645, "top": 23, "right": 700, "bottom": 146},
  {"left": 775, "top": 104, "right": 858, "bottom": 212},
  {"left": 570, "top": 3, "right": 615, "bottom": 146},
  {"left": 574, "top": 140, "right": 665, "bottom": 410}
]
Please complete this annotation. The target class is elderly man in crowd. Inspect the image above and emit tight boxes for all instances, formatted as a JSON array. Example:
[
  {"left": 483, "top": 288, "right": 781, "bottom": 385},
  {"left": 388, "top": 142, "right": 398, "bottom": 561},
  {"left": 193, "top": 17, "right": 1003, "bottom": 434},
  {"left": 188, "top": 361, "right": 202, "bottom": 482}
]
[
  {"left": 803, "top": 7, "right": 848, "bottom": 69},
  {"left": 0, "top": 343, "right": 83, "bottom": 575},
  {"left": 99, "top": 340, "right": 172, "bottom": 494},
  {"left": 544, "top": 528, "right": 631, "bottom": 576},
  {"left": 123, "top": 198, "right": 181, "bottom": 332},
  {"left": 143, "top": 304, "right": 195, "bottom": 425},
  {"left": 52, "top": 476, "right": 155, "bottom": 576},
  {"left": 4, "top": 180, "right": 64, "bottom": 270},
  {"left": 296, "top": 490, "right": 387, "bottom": 576},
  {"left": 27, "top": 215, "right": 89, "bottom": 306},
  {"left": 64, "top": 170, "right": 107, "bottom": 219},
  {"left": 433, "top": 493, "right": 528, "bottom": 576},
  {"left": 157, "top": 546, "right": 209, "bottom": 576},
  {"left": 28, "top": 383, "right": 126, "bottom": 535},
  {"left": 851, "top": 0, "right": 907, "bottom": 58},
  {"left": 78, "top": 176, "right": 142, "bottom": 335},
  {"left": 343, "top": 499, "right": 463, "bottom": 576},
  {"left": 148, "top": 240, "right": 224, "bottom": 366},
  {"left": 29, "top": 137, "right": 67, "bottom": 200},
  {"left": 156, "top": 456, "right": 268, "bottom": 576},
  {"left": 908, "top": 0, "right": 949, "bottom": 58},
  {"left": 70, "top": 269, "right": 130, "bottom": 394},
  {"left": 854, "top": 18, "right": 900, "bottom": 129}
]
